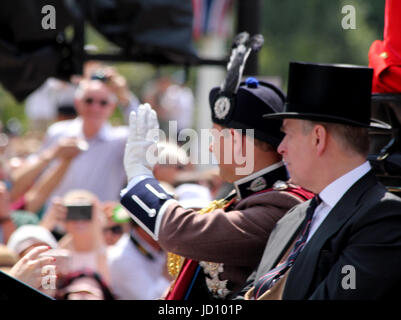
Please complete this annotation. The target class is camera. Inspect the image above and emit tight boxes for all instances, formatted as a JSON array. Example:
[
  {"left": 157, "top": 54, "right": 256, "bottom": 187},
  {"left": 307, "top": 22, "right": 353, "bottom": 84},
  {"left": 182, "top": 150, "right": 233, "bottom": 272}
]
[
  {"left": 66, "top": 204, "right": 93, "bottom": 221},
  {"left": 90, "top": 70, "right": 110, "bottom": 83}
]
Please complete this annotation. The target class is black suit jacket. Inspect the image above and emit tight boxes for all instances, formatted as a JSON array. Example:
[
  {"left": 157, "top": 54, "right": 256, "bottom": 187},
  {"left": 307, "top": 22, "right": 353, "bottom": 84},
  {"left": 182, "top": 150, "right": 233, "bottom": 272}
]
[{"left": 238, "top": 170, "right": 401, "bottom": 300}]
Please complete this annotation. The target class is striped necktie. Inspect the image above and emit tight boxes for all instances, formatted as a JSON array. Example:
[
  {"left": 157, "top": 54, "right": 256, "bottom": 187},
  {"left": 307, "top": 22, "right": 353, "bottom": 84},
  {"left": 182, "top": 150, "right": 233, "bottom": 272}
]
[{"left": 253, "top": 195, "right": 321, "bottom": 299}]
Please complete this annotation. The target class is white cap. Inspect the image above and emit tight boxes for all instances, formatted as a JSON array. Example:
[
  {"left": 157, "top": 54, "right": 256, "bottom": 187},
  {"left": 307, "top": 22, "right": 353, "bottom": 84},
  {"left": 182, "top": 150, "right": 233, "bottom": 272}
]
[{"left": 7, "top": 225, "right": 58, "bottom": 255}]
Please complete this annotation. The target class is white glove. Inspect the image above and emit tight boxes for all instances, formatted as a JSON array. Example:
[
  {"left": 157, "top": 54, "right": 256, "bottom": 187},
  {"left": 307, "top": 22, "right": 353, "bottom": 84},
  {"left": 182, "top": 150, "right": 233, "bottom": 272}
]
[{"left": 124, "top": 103, "right": 160, "bottom": 181}]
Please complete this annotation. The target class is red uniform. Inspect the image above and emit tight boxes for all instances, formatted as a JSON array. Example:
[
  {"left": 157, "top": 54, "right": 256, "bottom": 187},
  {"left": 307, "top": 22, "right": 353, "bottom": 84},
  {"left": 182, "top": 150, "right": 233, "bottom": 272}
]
[{"left": 369, "top": 0, "right": 401, "bottom": 93}]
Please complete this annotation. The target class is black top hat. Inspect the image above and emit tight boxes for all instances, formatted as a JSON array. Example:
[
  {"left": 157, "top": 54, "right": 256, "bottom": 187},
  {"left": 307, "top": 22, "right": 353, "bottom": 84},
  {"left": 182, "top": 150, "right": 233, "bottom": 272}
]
[
  {"left": 263, "top": 62, "right": 390, "bottom": 129},
  {"left": 209, "top": 77, "right": 286, "bottom": 148}
]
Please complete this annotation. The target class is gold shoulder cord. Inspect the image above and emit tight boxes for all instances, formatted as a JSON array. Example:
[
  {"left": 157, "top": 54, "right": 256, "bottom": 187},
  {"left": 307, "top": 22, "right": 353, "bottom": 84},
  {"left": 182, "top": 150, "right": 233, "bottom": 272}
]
[{"left": 167, "top": 199, "right": 229, "bottom": 278}]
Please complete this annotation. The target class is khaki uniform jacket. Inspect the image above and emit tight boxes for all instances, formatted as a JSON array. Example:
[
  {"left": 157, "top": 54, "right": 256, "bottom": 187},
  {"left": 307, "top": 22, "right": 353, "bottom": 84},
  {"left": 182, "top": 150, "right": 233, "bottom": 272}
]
[{"left": 158, "top": 189, "right": 304, "bottom": 294}]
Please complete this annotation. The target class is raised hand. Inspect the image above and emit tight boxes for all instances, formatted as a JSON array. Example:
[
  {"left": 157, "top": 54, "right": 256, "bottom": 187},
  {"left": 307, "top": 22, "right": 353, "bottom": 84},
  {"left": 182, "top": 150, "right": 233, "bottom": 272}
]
[{"left": 124, "top": 103, "right": 160, "bottom": 181}]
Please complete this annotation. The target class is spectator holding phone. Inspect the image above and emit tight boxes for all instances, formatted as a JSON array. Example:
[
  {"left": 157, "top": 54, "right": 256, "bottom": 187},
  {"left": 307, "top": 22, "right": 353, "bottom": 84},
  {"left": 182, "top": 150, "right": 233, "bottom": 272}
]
[
  {"left": 58, "top": 189, "right": 110, "bottom": 285},
  {"left": 40, "top": 197, "right": 68, "bottom": 240}
]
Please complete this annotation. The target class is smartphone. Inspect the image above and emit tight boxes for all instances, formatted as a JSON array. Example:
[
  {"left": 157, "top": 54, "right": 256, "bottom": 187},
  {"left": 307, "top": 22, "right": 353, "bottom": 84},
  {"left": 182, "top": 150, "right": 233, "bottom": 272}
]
[
  {"left": 66, "top": 204, "right": 93, "bottom": 221},
  {"left": 39, "top": 249, "right": 72, "bottom": 276}
]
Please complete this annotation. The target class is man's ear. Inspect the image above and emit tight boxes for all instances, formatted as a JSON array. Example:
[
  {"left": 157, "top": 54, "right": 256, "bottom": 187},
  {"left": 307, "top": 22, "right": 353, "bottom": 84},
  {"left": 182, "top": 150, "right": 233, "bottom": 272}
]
[
  {"left": 152, "top": 164, "right": 160, "bottom": 176},
  {"left": 313, "top": 124, "right": 328, "bottom": 156},
  {"left": 230, "top": 128, "right": 246, "bottom": 157}
]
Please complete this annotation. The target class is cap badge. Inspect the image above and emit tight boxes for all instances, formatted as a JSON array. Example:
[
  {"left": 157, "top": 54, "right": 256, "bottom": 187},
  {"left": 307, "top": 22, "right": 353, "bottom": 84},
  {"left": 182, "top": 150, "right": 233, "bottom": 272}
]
[
  {"left": 272, "top": 180, "right": 289, "bottom": 191},
  {"left": 214, "top": 96, "right": 231, "bottom": 120},
  {"left": 248, "top": 177, "right": 267, "bottom": 192}
]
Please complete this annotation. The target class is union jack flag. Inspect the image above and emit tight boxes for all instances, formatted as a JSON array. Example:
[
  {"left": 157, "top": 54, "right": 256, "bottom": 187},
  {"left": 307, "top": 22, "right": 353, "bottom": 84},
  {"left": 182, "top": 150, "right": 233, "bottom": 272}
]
[{"left": 192, "top": 0, "right": 234, "bottom": 40}]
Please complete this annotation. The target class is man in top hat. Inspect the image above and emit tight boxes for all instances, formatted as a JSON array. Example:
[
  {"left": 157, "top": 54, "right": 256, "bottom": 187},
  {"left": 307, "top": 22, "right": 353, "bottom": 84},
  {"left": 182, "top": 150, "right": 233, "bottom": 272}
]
[
  {"left": 239, "top": 61, "right": 401, "bottom": 300},
  {"left": 120, "top": 74, "right": 314, "bottom": 299}
]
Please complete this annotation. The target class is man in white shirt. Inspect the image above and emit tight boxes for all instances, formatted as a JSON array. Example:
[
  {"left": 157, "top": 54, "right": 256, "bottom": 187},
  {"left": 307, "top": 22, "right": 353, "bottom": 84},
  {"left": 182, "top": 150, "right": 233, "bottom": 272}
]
[
  {"left": 107, "top": 222, "right": 170, "bottom": 300},
  {"left": 240, "top": 61, "right": 401, "bottom": 300},
  {"left": 37, "top": 75, "right": 139, "bottom": 203}
]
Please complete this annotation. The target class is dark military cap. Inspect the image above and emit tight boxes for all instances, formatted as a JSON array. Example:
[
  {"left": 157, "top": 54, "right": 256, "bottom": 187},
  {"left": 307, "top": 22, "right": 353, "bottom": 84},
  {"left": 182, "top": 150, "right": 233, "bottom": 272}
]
[{"left": 209, "top": 77, "right": 286, "bottom": 148}]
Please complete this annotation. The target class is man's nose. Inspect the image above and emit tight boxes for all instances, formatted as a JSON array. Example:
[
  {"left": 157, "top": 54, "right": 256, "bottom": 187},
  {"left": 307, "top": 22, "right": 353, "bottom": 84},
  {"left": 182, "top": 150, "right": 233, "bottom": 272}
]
[{"left": 277, "top": 139, "right": 285, "bottom": 155}]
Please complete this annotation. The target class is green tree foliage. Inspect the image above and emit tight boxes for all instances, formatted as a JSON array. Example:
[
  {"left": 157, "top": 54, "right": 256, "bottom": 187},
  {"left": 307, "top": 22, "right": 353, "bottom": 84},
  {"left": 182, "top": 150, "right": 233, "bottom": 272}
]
[
  {"left": 259, "top": 0, "right": 385, "bottom": 89},
  {"left": 0, "top": 1, "right": 386, "bottom": 130}
]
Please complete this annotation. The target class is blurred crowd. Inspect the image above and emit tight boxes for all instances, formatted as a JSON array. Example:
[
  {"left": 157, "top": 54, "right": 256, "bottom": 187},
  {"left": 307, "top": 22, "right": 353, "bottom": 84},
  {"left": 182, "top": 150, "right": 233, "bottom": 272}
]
[{"left": 0, "top": 62, "right": 226, "bottom": 300}]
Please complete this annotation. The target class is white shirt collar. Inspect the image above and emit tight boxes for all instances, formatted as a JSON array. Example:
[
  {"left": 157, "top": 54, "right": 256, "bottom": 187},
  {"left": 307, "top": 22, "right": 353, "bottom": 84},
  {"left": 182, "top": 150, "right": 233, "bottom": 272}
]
[
  {"left": 71, "top": 117, "right": 112, "bottom": 141},
  {"left": 319, "top": 161, "right": 372, "bottom": 209},
  {"left": 97, "top": 122, "right": 113, "bottom": 141},
  {"left": 305, "top": 161, "right": 372, "bottom": 243}
]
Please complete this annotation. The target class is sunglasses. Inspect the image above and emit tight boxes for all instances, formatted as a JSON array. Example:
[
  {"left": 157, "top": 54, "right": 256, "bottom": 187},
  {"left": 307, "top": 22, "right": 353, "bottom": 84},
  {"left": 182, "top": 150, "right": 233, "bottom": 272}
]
[
  {"left": 83, "top": 97, "right": 110, "bottom": 107},
  {"left": 103, "top": 225, "right": 123, "bottom": 235}
]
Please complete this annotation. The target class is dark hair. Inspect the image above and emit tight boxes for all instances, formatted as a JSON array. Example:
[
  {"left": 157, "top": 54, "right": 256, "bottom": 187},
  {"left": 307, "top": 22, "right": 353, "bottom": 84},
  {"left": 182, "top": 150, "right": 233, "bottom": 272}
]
[
  {"left": 56, "top": 269, "right": 115, "bottom": 300},
  {"left": 219, "top": 125, "right": 277, "bottom": 153},
  {"left": 302, "top": 120, "right": 370, "bottom": 156}
]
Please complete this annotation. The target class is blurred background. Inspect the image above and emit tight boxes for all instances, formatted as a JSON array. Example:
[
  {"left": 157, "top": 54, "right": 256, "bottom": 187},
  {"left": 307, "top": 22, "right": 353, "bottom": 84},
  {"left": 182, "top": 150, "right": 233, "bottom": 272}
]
[
  {"left": 0, "top": 0, "right": 385, "bottom": 134},
  {"left": 0, "top": 0, "right": 397, "bottom": 300}
]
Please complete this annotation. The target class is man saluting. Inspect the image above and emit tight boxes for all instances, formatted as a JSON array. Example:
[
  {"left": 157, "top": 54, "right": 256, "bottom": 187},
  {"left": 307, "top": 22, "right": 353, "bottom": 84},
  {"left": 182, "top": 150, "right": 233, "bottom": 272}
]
[{"left": 120, "top": 36, "right": 313, "bottom": 299}]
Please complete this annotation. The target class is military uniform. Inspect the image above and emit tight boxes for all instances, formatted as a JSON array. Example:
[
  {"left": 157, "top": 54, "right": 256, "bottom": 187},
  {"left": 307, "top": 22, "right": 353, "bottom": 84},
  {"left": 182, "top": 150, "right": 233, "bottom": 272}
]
[
  {"left": 120, "top": 79, "right": 315, "bottom": 299},
  {"left": 159, "top": 163, "right": 313, "bottom": 299},
  {"left": 121, "top": 34, "right": 313, "bottom": 300}
]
